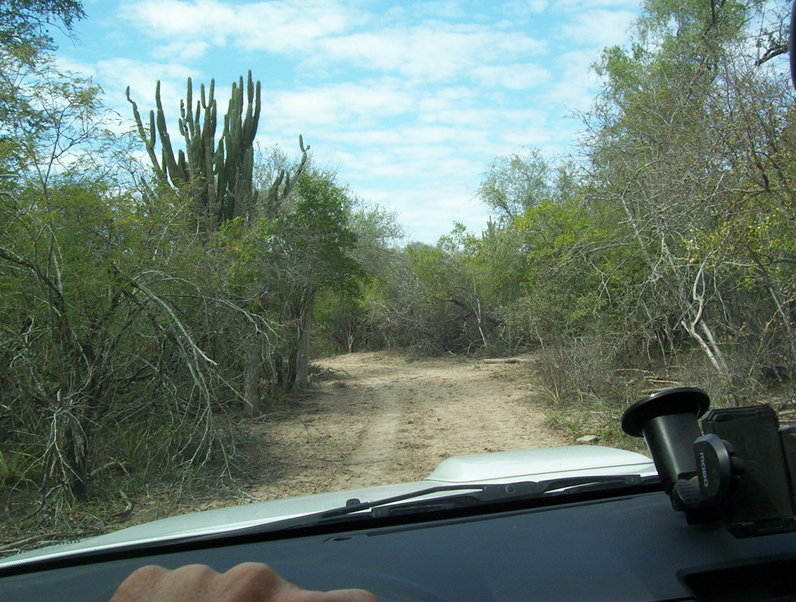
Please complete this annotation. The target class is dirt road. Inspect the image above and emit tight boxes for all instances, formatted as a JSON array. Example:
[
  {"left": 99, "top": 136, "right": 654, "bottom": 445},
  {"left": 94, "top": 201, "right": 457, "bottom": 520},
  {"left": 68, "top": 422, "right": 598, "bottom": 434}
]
[{"left": 242, "top": 351, "right": 566, "bottom": 502}]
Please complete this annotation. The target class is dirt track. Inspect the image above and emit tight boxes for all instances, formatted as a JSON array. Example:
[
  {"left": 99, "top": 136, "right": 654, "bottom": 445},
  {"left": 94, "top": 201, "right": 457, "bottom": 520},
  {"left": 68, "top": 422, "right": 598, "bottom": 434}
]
[{"left": 241, "top": 351, "right": 566, "bottom": 502}]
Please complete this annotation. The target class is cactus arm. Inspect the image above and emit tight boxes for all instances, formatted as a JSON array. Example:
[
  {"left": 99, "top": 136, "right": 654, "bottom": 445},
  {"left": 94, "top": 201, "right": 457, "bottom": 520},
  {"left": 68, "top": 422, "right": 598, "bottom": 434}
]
[
  {"left": 154, "top": 81, "right": 186, "bottom": 186},
  {"left": 125, "top": 86, "right": 167, "bottom": 183}
]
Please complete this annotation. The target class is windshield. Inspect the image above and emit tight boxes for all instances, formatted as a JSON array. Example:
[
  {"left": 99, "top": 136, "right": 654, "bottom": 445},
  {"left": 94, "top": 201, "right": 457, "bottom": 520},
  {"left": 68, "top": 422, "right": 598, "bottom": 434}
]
[{"left": 0, "top": 0, "right": 793, "bottom": 557}]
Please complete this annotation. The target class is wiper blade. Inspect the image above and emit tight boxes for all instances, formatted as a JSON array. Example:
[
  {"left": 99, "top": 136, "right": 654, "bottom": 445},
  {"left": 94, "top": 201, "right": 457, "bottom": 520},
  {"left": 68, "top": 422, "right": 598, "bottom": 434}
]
[
  {"left": 327, "top": 474, "right": 656, "bottom": 520},
  {"left": 235, "top": 474, "right": 658, "bottom": 536}
]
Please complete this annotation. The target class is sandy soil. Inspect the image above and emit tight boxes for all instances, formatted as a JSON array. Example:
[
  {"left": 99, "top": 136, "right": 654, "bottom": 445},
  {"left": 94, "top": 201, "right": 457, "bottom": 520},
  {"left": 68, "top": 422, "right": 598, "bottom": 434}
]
[{"left": 238, "top": 351, "right": 567, "bottom": 503}]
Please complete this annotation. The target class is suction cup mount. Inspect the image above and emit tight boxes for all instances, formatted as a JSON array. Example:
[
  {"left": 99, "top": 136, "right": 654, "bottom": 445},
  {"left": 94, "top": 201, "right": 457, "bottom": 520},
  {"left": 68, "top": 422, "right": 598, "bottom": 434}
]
[{"left": 622, "top": 387, "right": 710, "bottom": 492}]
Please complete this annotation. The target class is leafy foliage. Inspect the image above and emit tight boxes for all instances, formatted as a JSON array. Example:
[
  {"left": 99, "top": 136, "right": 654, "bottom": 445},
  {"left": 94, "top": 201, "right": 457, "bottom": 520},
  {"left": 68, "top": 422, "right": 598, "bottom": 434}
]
[{"left": 0, "top": 0, "right": 85, "bottom": 58}]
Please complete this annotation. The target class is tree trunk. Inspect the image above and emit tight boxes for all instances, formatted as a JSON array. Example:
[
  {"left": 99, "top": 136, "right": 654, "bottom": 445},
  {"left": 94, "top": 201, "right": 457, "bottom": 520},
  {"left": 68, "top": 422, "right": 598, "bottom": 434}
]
[
  {"left": 243, "top": 332, "right": 261, "bottom": 415},
  {"left": 294, "top": 286, "right": 315, "bottom": 389}
]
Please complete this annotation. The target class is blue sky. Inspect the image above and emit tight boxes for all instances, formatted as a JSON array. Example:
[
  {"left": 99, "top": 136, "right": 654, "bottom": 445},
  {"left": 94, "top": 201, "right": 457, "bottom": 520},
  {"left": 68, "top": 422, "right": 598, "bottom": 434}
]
[{"left": 54, "top": 0, "right": 641, "bottom": 243}]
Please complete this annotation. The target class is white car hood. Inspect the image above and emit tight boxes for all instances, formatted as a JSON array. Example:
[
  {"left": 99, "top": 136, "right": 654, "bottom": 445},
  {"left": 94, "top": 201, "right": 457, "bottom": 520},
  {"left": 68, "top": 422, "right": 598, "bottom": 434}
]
[{"left": 0, "top": 445, "right": 655, "bottom": 569}]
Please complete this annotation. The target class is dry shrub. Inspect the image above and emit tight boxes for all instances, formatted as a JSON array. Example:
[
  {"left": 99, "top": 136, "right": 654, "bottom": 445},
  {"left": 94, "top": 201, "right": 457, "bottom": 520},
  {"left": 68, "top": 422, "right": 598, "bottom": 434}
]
[{"left": 535, "top": 335, "right": 648, "bottom": 407}]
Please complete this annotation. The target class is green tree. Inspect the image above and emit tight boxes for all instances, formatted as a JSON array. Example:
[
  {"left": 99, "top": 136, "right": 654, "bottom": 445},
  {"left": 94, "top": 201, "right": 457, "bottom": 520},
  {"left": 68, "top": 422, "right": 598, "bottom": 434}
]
[
  {"left": 214, "top": 168, "right": 361, "bottom": 403},
  {"left": 378, "top": 225, "right": 504, "bottom": 354},
  {"left": 0, "top": 1, "right": 98, "bottom": 182},
  {"left": 479, "top": 148, "right": 552, "bottom": 221},
  {"left": 277, "top": 170, "right": 360, "bottom": 386},
  {"left": 315, "top": 202, "right": 404, "bottom": 353},
  {"left": 585, "top": 0, "right": 795, "bottom": 388},
  {"left": 0, "top": 53, "right": 105, "bottom": 190},
  {"left": 0, "top": 0, "right": 85, "bottom": 59}
]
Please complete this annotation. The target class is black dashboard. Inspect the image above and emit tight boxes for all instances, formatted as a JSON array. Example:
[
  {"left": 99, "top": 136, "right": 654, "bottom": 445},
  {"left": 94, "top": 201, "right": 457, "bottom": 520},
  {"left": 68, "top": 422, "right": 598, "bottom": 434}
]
[{"left": 2, "top": 487, "right": 796, "bottom": 601}]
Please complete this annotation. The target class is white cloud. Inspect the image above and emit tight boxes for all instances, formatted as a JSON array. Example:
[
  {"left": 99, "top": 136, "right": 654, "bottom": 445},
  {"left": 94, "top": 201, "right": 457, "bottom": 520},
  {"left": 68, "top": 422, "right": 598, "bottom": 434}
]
[
  {"left": 315, "top": 26, "right": 546, "bottom": 82},
  {"left": 421, "top": 105, "right": 548, "bottom": 131},
  {"left": 97, "top": 58, "right": 199, "bottom": 105},
  {"left": 119, "top": 0, "right": 356, "bottom": 54},
  {"left": 155, "top": 40, "right": 212, "bottom": 62},
  {"left": 352, "top": 179, "right": 489, "bottom": 243},
  {"left": 119, "top": 0, "right": 235, "bottom": 37},
  {"left": 264, "top": 81, "right": 416, "bottom": 134},
  {"left": 543, "top": 48, "right": 603, "bottom": 111},
  {"left": 471, "top": 63, "right": 553, "bottom": 90},
  {"left": 499, "top": 1, "right": 549, "bottom": 19},
  {"left": 558, "top": 8, "right": 637, "bottom": 47},
  {"left": 396, "top": 186, "right": 490, "bottom": 242},
  {"left": 556, "top": 0, "right": 640, "bottom": 9}
]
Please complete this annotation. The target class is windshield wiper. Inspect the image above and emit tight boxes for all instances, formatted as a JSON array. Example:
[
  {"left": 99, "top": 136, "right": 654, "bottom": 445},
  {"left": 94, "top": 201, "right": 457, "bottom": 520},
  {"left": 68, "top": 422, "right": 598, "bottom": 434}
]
[
  {"left": 324, "top": 474, "right": 655, "bottom": 519},
  {"left": 233, "top": 474, "right": 659, "bottom": 537}
]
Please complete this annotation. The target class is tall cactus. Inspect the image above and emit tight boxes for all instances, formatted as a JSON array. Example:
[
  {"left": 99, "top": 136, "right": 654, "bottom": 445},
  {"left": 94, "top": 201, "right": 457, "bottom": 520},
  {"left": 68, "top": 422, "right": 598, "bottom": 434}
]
[{"left": 126, "top": 71, "right": 307, "bottom": 228}]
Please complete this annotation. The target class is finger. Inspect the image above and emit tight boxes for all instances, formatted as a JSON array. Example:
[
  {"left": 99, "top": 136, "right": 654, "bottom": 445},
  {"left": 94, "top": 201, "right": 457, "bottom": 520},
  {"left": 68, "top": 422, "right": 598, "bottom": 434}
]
[
  {"left": 219, "top": 565, "right": 378, "bottom": 602},
  {"left": 214, "top": 562, "right": 290, "bottom": 600}
]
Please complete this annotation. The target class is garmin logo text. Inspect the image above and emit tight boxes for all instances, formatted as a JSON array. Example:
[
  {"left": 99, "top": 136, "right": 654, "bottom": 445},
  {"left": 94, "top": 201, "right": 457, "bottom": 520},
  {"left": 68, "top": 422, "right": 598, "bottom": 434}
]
[{"left": 699, "top": 451, "right": 709, "bottom": 488}]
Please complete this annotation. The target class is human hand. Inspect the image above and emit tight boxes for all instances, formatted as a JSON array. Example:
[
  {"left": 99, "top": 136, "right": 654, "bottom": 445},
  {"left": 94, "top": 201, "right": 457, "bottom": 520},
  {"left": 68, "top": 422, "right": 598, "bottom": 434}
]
[{"left": 110, "top": 562, "right": 377, "bottom": 601}]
